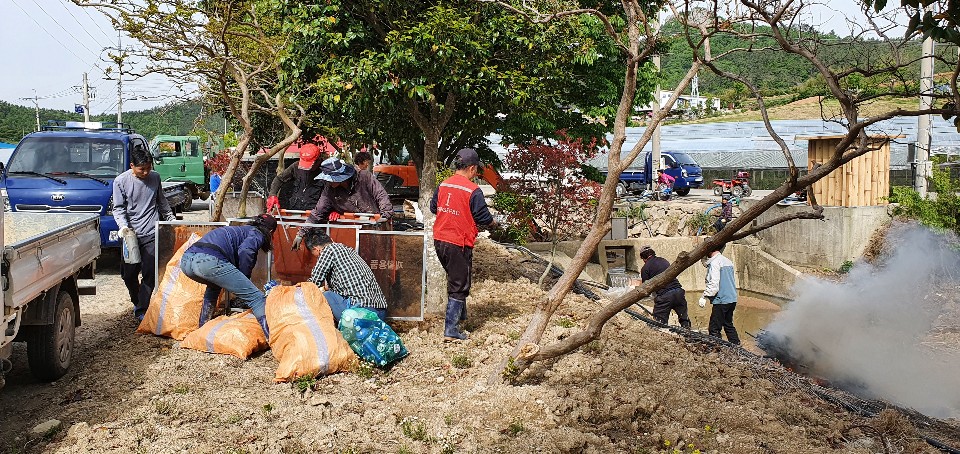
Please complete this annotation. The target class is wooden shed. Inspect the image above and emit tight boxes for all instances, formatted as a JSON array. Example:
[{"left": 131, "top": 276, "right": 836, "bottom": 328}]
[{"left": 797, "top": 134, "right": 903, "bottom": 207}]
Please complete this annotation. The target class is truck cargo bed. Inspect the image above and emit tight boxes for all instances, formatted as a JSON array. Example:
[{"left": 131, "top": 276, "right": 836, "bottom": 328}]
[{"left": 3, "top": 212, "right": 101, "bottom": 309}]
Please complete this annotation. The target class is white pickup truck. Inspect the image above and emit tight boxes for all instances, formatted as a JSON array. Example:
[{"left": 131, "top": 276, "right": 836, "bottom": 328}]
[{"left": 0, "top": 201, "right": 100, "bottom": 389}]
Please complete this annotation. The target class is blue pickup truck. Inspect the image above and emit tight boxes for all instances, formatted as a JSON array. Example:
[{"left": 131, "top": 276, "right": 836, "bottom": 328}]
[
  {"left": 2, "top": 121, "right": 188, "bottom": 248},
  {"left": 606, "top": 151, "right": 704, "bottom": 197}
]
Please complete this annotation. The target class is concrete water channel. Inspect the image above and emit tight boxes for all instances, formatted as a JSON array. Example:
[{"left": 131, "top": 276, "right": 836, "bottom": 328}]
[{"left": 527, "top": 190, "right": 892, "bottom": 350}]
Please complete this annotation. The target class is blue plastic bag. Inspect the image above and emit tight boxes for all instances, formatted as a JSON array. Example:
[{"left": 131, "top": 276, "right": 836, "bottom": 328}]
[{"left": 338, "top": 308, "right": 408, "bottom": 367}]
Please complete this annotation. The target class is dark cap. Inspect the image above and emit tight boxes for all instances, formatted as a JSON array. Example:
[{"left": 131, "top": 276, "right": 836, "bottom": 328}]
[
  {"left": 253, "top": 214, "right": 277, "bottom": 232},
  {"left": 454, "top": 148, "right": 480, "bottom": 168},
  {"left": 639, "top": 245, "right": 655, "bottom": 259}
]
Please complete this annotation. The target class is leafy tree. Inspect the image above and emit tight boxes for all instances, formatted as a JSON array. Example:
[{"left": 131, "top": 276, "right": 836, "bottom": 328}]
[
  {"left": 480, "top": 0, "right": 960, "bottom": 383},
  {"left": 271, "top": 0, "right": 636, "bottom": 306},
  {"left": 78, "top": 0, "right": 310, "bottom": 220}
]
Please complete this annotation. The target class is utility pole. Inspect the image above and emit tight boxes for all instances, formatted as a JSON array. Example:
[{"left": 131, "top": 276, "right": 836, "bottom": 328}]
[
  {"left": 116, "top": 32, "right": 123, "bottom": 124},
  {"left": 20, "top": 90, "right": 40, "bottom": 131},
  {"left": 916, "top": 3, "right": 935, "bottom": 198},
  {"left": 650, "top": 22, "right": 662, "bottom": 190},
  {"left": 82, "top": 72, "right": 91, "bottom": 123}
]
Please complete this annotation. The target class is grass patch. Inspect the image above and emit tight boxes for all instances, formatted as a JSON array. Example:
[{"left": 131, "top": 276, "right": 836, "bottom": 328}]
[
  {"left": 583, "top": 339, "right": 603, "bottom": 354},
  {"left": 507, "top": 418, "right": 525, "bottom": 436},
  {"left": 154, "top": 400, "right": 173, "bottom": 416},
  {"left": 354, "top": 361, "right": 377, "bottom": 379},
  {"left": 292, "top": 375, "right": 317, "bottom": 394},
  {"left": 172, "top": 383, "right": 190, "bottom": 395},
  {"left": 399, "top": 416, "right": 429, "bottom": 441},
  {"left": 555, "top": 317, "right": 575, "bottom": 328},
  {"left": 450, "top": 353, "right": 473, "bottom": 369}
]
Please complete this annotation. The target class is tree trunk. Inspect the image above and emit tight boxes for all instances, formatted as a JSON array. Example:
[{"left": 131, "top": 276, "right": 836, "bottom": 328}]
[
  {"left": 420, "top": 132, "right": 447, "bottom": 313},
  {"left": 210, "top": 135, "right": 251, "bottom": 222}
]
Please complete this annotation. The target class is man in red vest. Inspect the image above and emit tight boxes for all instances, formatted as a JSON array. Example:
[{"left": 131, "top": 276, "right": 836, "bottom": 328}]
[{"left": 430, "top": 148, "right": 495, "bottom": 341}]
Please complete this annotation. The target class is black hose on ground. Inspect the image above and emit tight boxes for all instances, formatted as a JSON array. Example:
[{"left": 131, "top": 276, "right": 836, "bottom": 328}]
[{"left": 495, "top": 240, "right": 960, "bottom": 453}]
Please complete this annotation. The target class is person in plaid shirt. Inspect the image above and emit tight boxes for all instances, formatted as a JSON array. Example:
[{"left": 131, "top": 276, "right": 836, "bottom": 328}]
[{"left": 305, "top": 231, "right": 388, "bottom": 323}]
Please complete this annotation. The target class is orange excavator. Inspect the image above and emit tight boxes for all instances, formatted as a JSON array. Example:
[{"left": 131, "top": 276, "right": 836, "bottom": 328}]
[{"left": 373, "top": 162, "right": 507, "bottom": 201}]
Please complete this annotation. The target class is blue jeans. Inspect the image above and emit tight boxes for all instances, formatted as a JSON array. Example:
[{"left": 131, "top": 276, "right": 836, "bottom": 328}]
[
  {"left": 323, "top": 290, "right": 387, "bottom": 325},
  {"left": 180, "top": 252, "right": 268, "bottom": 337}
]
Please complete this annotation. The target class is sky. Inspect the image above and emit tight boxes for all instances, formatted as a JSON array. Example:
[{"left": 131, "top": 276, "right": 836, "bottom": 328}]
[
  {"left": 0, "top": 0, "right": 190, "bottom": 114},
  {"left": 0, "top": 1, "right": 909, "bottom": 115}
]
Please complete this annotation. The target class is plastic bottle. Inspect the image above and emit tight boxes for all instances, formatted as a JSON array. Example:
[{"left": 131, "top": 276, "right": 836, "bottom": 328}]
[{"left": 121, "top": 228, "right": 141, "bottom": 264}]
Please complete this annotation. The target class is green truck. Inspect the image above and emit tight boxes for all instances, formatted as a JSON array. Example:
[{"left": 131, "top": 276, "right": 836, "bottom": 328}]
[{"left": 149, "top": 135, "right": 212, "bottom": 210}]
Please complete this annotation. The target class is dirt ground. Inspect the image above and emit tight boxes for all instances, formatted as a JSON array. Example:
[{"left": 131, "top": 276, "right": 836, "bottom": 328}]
[{"left": 1, "top": 205, "right": 957, "bottom": 453}]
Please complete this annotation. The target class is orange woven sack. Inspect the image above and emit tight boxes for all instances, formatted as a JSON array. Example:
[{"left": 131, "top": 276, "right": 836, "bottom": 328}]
[
  {"left": 137, "top": 233, "right": 207, "bottom": 340},
  {"left": 267, "top": 282, "right": 357, "bottom": 381},
  {"left": 180, "top": 310, "right": 268, "bottom": 359}
]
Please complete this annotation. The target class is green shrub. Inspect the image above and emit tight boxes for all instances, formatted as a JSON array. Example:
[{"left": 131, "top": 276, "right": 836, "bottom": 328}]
[
  {"left": 838, "top": 260, "right": 854, "bottom": 274},
  {"left": 888, "top": 169, "right": 960, "bottom": 235}
]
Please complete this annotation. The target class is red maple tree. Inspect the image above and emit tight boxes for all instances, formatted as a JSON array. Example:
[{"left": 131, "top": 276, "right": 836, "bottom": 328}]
[{"left": 504, "top": 131, "right": 603, "bottom": 243}]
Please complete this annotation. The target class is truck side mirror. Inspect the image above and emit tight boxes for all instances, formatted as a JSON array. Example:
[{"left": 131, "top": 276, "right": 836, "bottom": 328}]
[{"left": 670, "top": 161, "right": 680, "bottom": 169}]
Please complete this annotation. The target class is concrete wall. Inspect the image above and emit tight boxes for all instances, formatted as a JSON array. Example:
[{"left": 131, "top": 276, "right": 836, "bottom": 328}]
[
  {"left": 598, "top": 237, "right": 801, "bottom": 300},
  {"left": 210, "top": 191, "right": 265, "bottom": 222},
  {"left": 745, "top": 201, "right": 892, "bottom": 270}
]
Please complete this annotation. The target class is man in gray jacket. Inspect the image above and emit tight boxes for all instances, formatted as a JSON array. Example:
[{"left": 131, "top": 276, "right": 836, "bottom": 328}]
[
  {"left": 113, "top": 146, "right": 176, "bottom": 321},
  {"left": 698, "top": 240, "right": 740, "bottom": 345}
]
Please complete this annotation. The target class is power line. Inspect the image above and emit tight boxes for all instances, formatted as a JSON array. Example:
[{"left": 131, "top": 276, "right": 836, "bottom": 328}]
[
  {"left": 9, "top": 0, "right": 89, "bottom": 65},
  {"left": 77, "top": 2, "right": 115, "bottom": 42},
  {"left": 54, "top": 0, "right": 111, "bottom": 50},
  {"left": 25, "top": 0, "right": 103, "bottom": 60}
]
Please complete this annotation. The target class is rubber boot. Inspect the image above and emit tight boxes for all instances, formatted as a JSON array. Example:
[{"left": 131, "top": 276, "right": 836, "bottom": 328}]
[
  {"left": 443, "top": 298, "right": 469, "bottom": 342},
  {"left": 459, "top": 301, "right": 467, "bottom": 322}
]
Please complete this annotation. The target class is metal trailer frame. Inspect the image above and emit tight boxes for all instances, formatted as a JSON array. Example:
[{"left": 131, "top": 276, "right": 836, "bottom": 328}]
[{"left": 153, "top": 220, "right": 426, "bottom": 321}]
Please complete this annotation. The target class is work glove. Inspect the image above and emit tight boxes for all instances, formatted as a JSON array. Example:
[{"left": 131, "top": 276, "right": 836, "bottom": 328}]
[
  {"left": 291, "top": 234, "right": 303, "bottom": 251},
  {"left": 119, "top": 226, "right": 134, "bottom": 236},
  {"left": 328, "top": 211, "right": 341, "bottom": 221},
  {"left": 266, "top": 195, "right": 280, "bottom": 212},
  {"left": 698, "top": 297, "right": 707, "bottom": 308}
]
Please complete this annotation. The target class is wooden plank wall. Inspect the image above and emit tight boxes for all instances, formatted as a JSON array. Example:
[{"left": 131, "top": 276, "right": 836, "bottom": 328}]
[{"left": 807, "top": 138, "right": 890, "bottom": 206}]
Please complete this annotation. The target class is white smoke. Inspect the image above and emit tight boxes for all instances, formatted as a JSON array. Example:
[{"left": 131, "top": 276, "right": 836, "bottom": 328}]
[{"left": 763, "top": 224, "right": 960, "bottom": 419}]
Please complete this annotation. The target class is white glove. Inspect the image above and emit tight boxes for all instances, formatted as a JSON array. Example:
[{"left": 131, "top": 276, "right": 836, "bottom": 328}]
[
  {"left": 698, "top": 297, "right": 707, "bottom": 308},
  {"left": 119, "top": 226, "right": 134, "bottom": 236}
]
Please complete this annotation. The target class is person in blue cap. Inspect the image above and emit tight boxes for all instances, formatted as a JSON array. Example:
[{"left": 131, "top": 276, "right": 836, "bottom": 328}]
[{"left": 292, "top": 157, "right": 393, "bottom": 249}]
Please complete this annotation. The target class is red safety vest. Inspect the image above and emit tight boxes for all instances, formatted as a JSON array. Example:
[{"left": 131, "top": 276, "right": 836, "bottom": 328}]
[{"left": 433, "top": 174, "right": 480, "bottom": 247}]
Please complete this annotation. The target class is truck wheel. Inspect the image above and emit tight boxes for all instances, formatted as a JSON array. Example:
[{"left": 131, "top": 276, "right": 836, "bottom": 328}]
[
  {"left": 742, "top": 185, "right": 752, "bottom": 197},
  {"left": 616, "top": 183, "right": 627, "bottom": 198},
  {"left": 732, "top": 185, "right": 745, "bottom": 198},
  {"left": 713, "top": 185, "right": 722, "bottom": 196},
  {"left": 674, "top": 187, "right": 690, "bottom": 196},
  {"left": 181, "top": 185, "right": 196, "bottom": 211},
  {"left": 27, "top": 291, "right": 75, "bottom": 382}
]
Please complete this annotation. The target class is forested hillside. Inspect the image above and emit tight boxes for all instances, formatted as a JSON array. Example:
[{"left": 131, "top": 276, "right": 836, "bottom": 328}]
[
  {"left": 659, "top": 19, "right": 959, "bottom": 108},
  {"left": 0, "top": 100, "right": 224, "bottom": 144}
]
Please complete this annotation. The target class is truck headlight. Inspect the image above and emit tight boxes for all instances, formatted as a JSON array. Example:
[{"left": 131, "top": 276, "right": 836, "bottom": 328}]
[{"left": 681, "top": 168, "right": 688, "bottom": 178}]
